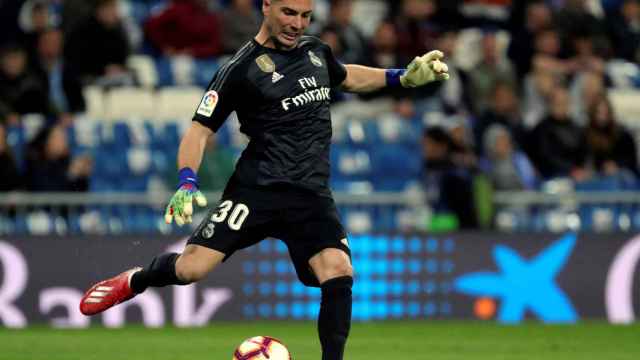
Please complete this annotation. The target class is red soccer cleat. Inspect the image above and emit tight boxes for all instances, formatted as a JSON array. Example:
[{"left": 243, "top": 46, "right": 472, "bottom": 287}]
[{"left": 79, "top": 267, "right": 142, "bottom": 316}]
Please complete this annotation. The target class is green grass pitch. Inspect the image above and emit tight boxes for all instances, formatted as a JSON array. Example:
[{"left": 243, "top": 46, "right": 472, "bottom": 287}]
[{"left": 1, "top": 321, "right": 639, "bottom": 360}]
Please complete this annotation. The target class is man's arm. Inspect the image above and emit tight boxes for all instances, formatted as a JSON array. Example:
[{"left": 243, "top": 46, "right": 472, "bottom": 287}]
[
  {"left": 341, "top": 64, "right": 386, "bottom": 93},
  {"left": 177, "top": 121, "right": 213, "bottom": 172},
  {"left": 340, "top": 50, "right": 450, "bottom": 93},
  {"left": 164, "top": 121, "right": 212, "bottom": 226}
]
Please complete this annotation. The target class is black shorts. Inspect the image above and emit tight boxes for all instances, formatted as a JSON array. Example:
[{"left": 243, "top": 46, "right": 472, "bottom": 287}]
[{"left": 188, "top": 181, "right": 350, "bottom": 287}]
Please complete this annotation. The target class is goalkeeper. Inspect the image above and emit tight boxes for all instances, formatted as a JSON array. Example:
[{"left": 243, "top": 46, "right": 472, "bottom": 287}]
[{"left": 80, "top": 1, "right": 449, "bottom": 359}]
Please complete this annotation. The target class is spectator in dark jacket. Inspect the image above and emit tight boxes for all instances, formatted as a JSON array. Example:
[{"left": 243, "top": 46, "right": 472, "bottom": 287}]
[
  {"left": 474, "top": 82, "right": 526, "bottom": 156},
  {"left": 322, "top": 0, "right": 370, "bottom": 65},
  {"left": 0, "top": 44, "right": 52, "bottom": 117},
  {"left": 32, "top": 28, "right": 83, "bottom": 114},
  {"left": 26, "top": 125, "right": 92, "bottom": 192},
  {"left": 221, "top": 0, "right": 260, "bottom": 54},
  {"left": 529, "top": 87, "right": 589, "bottom": 180},
  {"left": 422, "top": 126, "right": 478, "bottom": 228},
  {"left": 145, "top": 0, "right": 223, "bottom": 58},
  {"left": 64, "top": 0, "right": 130, "bottom": 110},
  {"left": 607, "top": 0, "right": 640, "bottom": 62},
  {"left": 586, "top": 97, "right": 639, "bottom": 178},
  {"left": 507, "top": 1, "right": 553, "bottom": 78}
]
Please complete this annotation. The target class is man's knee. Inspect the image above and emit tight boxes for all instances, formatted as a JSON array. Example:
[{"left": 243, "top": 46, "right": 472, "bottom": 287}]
[
  {"left": 174, "top": 258, "right": 207, "bottom": 283},
  {"left": 310, "top": 248, "right": 354, "bottom": 284},
  {"left": 175, "top": 245, "right": 225, "bottom": 283},
  {"left": 326, "top": 261, "right": 353, "bottom": 280}
]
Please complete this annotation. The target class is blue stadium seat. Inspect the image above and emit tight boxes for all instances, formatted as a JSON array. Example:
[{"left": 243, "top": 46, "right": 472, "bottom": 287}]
[
  {"left": 194, "top": 59, "right": 220, "bottom": 87},
  {"left": 154, "top": 57, "right": 174, "bottom": 86},
  {"left": 330, "top": 145, "right": 372, "bottom": 180}
]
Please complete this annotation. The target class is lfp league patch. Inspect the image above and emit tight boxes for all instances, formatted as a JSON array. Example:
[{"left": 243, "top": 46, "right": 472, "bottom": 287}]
[{"left": 197, "top": 90, "right": 219, "bottom": 117}]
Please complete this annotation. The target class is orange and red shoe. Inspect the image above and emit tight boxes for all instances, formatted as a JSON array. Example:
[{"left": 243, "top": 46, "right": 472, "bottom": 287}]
[{"left": 79, "top": 267, "right": 142, "bottom": 316}]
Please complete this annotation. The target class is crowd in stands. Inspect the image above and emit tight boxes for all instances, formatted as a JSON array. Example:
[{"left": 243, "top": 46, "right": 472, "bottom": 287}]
[{"left": 1, "top": 0, "right": 640, "bottom": 231}]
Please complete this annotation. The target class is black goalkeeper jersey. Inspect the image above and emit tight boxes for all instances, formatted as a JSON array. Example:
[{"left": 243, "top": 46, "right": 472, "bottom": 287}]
[{"left": 192, "top": 36, "right": 347, "bottom": 197}]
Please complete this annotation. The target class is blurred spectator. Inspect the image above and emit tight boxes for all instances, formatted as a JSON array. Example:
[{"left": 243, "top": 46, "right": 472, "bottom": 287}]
[
  {"left": 555, "top": 0, "right": 608, "bottom": 51},
  {"left": 481, "top": 124, "right": 537, "bottom": 190},
  {"left": 0, "top": 122, "right": 23, "bottom": 192},
  {"left": 607, "top": 0, "right": 640, "bottom": 62},
  {"left": 568, "top": 33, "right": 606, "bottom": 74},
  {"left": 507, "top": 1, "right": 553, "bottom": 78},
  {"left": 221, "top": 0, "right": 260, "bottom": 54},
  {"left": 319, "top": 25, "right": 342, "bottom": 57},
  {"left": 422, "top": 126, "right": 478, "bottom": 228},
  {"left": 521, "top": 69, "right": 559, "bottom": 128},
  {"left": 322, "top": 0, "right": 370, "bottom": 64},
  {"left": 18, "top": 0, "right": 59, "bottom": 62},
  {"left": 393, "top": 0, "right": 441, "bottom": 60},
  {"left": 530, "top": 28, "right": 575, "bottom": 75},
  {"left": 569, "top": 70, "right": 605, "bottom": 126},
  {"left": 145, "top": 0, "right": 223, "bottom": 58},
  {"left": 370, "top": 21, "right": 404, "bottom": 69},
  {"left": 448, "top": 118, "right": 478, "bottom": 170},
  {"left": 25, "top": 125, "right": 92, "bottom": 192},
  {"left": 431, "top": 28, "right": 471, "bottom": 114},
  {"left": 474, "top": 81, "right": 526, "bottom": 155},
  {"left": 32, "top": 28, "right": 83, "bottom": 114},
  {"left": 358, "top": 21, "right": 411, "bottom": 100},
  {"left": 528, "top": 87, "right": 589, "bottom": 180},
  {"left": 585, "top": 97, "right": 639, "bottom": 178},
  {"left": 0, "top": 44, "right": 52, "bottom": 118},
  {"left": 468, "top": 31, "right": 517, "bottom": 115},
  {"left": 64, "top": 0, "right": 132, "bottom": 108}
]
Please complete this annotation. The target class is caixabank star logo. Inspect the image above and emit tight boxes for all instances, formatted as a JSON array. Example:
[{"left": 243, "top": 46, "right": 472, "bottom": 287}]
[{"left": 454, "top": 233, "right": 578, "bottom": 324}]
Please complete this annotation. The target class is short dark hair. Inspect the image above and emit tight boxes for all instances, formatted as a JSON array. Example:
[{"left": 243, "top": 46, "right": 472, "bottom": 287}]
[{"left": 423, "top": 126, "right": 451, "bottom": 146}]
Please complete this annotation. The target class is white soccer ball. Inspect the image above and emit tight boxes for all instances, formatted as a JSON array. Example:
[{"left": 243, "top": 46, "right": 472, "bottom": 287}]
[{"left": 232, "top": 336, "right": 291, "bottom": 360}]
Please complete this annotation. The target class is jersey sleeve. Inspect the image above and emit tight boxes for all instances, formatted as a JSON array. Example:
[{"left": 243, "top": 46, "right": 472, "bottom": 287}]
[
  {"left": 192, "top": 63, "right": 241, "bottom": 132},
  {"left": 322, "top": 44, "right": 347, "bottom": 88}
]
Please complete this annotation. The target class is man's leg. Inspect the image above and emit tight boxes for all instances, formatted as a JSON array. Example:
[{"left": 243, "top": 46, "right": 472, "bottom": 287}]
[
  {"left": 309, "top": 248, "right": 354, "bottom": 360},
  {"left": 131, "top": 244, "right": 225, "bottom": 292},
  {"left": 80, "top": 245, "right": 224, "bottom": 315}
]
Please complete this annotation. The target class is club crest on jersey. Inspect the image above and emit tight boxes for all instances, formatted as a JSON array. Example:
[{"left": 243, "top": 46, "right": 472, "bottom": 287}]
[
  {"left": 197, "top": 90, "right": 218, "bottom": 117},
  {"left": 201, "top": 223, "right": 215, "bottom": 239},
  {"left": 308, "top": 51, "right": 323, "bottom": 67},
  {"left": 256, "top": 54, "right": 276, "bottom": 73}
]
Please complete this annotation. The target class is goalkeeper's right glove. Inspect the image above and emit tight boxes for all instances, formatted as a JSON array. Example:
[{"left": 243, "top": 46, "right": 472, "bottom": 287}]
[
  {"left": 386, "top": 50, "right": 450, "bottom": 88},
  {"left": 164, "top": 167, "right": 207, "bottom": 226},
  {"left": 400, "top": 50, "right": 450, "bottom": 87}
]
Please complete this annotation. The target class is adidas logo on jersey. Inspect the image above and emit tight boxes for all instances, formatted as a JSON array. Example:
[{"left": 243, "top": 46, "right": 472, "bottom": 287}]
[{"left": 272, "top": 72, "right": 284, "bottom": 83}]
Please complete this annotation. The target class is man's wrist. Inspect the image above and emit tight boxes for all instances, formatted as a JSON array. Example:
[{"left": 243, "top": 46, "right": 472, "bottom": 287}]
[
  {"left": 178, "top": 167, "right": 198, "bottom": 189},
  {"left": 385, "top": 69, "right": 406, "bottom": 87}
]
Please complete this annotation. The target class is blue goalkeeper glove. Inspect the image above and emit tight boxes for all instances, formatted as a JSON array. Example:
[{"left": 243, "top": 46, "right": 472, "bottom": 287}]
[{"left": 164, "top": 168, "right": 207, "bottom": 226}]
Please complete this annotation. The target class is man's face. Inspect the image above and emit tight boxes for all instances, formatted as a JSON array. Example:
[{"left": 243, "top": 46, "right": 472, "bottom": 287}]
[
  {"left": 263, "top": 0, "right": 313, "bottom": 49},
  {"left": 96, "top": 1, "right": 121, "bottom": 28},
  {"left": 38, "top": 29, "right": 63, "bottom": 60},
  {"left": 1, "top": 50, "right": 27, "bottom": 79}
]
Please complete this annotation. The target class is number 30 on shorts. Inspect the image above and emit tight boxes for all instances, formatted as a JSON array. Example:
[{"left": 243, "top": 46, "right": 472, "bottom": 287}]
[{"left": 210, "top": 200, "right": 250, "bottom": 230}]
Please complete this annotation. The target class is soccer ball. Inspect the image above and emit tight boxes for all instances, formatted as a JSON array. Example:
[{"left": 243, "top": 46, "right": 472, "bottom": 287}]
[{"left": 232, "top": 336, "right": 291, "bottom": 360}]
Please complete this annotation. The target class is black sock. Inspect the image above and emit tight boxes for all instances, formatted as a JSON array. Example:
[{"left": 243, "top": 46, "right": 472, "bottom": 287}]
[
  {"left": 318, "top": 276, "right": 353, "bottom": 360},
  {"left": 130, "top": 253, "right": 189, "bottom": 293}
]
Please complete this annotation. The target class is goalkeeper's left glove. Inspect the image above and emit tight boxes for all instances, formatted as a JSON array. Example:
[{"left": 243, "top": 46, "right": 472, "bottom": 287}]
[
  {"left": 387, "top": 50, "right": 450, "bottom": 88},
  {"left": 164, "top": 167, "right": 207, "bottom": 226}
]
